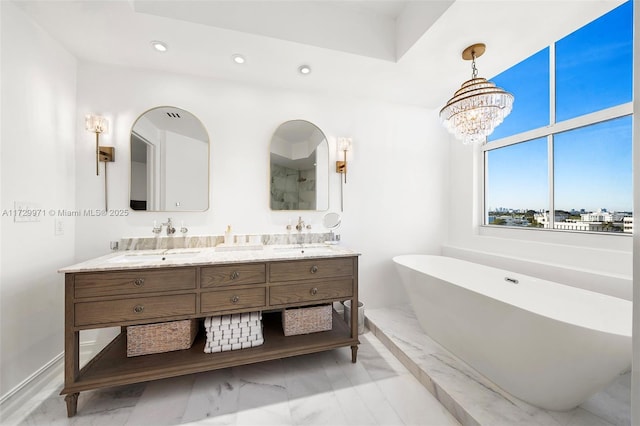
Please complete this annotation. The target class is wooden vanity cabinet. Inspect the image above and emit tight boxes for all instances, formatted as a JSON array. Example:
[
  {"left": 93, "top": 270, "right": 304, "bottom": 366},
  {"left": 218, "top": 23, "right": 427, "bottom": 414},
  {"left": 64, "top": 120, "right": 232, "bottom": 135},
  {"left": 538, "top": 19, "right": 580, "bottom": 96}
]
[{"left": 61, "top": 256, "right": 359, "bottom": 417}]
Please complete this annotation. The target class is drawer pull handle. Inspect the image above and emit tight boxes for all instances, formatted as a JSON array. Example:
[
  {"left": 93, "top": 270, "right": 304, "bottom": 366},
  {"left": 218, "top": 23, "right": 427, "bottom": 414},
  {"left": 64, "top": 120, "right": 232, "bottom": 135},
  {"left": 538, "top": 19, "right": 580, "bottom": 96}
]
[
  {"left": 133, "top": 278, "right": 145, "bottom": 287},
  {"left": 310, "top": 265, "right": 319, "bottom": 274},
  {"left": 310, "top": 287, "right": 318, "bottom": 296},
  {"left": 230, "top": 271, "right": 240, "bottom": 280},
  {"left": 231, "top": 295, "right": 240, "bottom": 304},
  {"left": 133, "top": 305, "right": 144, "bottom": 313}
]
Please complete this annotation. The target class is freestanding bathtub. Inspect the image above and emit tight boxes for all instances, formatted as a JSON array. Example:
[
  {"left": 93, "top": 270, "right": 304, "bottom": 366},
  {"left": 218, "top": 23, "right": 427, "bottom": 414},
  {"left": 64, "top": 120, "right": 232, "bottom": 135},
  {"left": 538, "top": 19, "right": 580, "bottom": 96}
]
[{"left": 393, "top": 254, "right": 632, "bottom": 411}]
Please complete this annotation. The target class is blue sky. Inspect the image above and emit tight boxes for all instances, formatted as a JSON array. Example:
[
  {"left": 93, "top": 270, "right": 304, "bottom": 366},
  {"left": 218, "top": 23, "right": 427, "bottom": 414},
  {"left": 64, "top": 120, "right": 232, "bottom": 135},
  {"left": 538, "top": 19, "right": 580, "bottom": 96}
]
[{"left": 486, "top": 0, "right": 632, "bottom": 213}]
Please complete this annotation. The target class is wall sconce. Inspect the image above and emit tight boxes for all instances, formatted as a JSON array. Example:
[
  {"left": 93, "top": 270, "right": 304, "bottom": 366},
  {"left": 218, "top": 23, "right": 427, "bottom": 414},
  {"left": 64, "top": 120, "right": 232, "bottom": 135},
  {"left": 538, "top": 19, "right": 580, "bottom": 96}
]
[
  {"left": 336, "top": 137, "right": 352, "bottom": 184},
  {"left": 85, "top": 114, "right": 114, "bottom": 175},
  {"left": 85, "top": 113, "right": 114, "bottom": 209},
  {"left": 336, "top": 137, "right": 352, "bottom": 212}
]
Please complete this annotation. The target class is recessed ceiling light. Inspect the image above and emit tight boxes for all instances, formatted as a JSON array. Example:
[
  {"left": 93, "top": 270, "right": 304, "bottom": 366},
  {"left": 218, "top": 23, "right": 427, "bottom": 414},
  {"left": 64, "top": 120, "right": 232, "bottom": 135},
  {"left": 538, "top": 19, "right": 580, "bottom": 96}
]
[
  {"left": 232, "top": 54, "right": 246, "bottom": 64},
  {"left": 150, "top": 41, "right": 168, "bottom": 52},
  {"left": 298, "top": 65, "right": 311, "bottom": 75}
]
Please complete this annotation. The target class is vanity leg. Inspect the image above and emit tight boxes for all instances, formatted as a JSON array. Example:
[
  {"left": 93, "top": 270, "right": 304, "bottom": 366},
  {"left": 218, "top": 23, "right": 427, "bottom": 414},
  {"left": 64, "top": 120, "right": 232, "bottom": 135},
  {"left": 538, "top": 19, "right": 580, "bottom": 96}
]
[
  {"left": 350, "top": 345, "right": 358, "bottom": 363},
  {"left": 65, "top": 392, "right": 79, "bottom": 417}
]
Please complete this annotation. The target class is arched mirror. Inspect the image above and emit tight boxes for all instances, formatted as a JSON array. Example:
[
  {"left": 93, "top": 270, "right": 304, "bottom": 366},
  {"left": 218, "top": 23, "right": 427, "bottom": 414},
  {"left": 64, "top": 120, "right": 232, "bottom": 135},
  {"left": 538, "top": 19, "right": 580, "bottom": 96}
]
[
  {"left": 130, "top": 106, "right": 209, "bottom": 211},
  {"left": 269, "top": 120, "right": 329, "bottom": 210}
]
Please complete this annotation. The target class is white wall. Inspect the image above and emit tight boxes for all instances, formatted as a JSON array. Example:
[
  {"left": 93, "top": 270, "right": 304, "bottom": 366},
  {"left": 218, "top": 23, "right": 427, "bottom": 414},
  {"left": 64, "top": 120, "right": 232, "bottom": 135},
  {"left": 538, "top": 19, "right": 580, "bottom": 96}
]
[
  {"left": 0, "top": 2, "right": 77, "bottom": 398},
  {"left": 74, "top": 60, "right": 449, "bottom": 310}
]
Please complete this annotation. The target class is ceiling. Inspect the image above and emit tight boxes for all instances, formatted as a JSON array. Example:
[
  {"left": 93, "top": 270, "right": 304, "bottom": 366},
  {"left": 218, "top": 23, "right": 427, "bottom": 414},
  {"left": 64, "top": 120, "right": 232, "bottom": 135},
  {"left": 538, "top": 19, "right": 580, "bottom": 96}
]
[{"left": 13, "top": 0, "right": 624, "bottom": 109}]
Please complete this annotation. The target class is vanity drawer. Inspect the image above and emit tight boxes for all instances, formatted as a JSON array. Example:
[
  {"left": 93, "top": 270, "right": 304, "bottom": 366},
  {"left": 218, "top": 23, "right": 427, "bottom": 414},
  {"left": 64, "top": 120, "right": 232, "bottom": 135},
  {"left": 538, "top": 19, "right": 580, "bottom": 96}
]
[
  {"left": 269, "top": 278, "right": 353, "bottom": 306},
  {"left": 201, "top": 288, "right": 267, "bottom": 313},
  {"left": 74, "top": 268, "right": 197, "bottom": 298},
  {"left": 74, "top": 294, "right": 196, "bottom": 327},
  {"left": 269, "top": 258, "right": 353, "bottom": 282},
  {"left": 201, "top": 264, "right": 266, "bottom": 288}
]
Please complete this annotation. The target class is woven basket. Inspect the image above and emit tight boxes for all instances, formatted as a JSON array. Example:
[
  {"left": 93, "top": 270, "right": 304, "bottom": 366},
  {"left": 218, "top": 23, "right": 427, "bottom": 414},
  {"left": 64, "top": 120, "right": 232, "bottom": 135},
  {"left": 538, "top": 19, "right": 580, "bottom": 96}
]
[
  {"left": 282, "top": 305, "right": 332, "bottom": 336},
  {"left": 127, "top": 319, "right": 198, "bottom": 357}
]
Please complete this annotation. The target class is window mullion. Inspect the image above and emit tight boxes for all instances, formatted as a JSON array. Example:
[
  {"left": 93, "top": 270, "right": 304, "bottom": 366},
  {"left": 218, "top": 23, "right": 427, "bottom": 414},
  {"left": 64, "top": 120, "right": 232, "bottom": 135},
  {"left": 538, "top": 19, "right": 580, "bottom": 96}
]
[
  {"left": 550, "top": 43, "right": 556, "bottom": 126},
  {"left": 548, "top": 41, "right": 556, "bottom": 230},
  {"left": 548, "top": 134, "right": 555, "bottom": 230}
]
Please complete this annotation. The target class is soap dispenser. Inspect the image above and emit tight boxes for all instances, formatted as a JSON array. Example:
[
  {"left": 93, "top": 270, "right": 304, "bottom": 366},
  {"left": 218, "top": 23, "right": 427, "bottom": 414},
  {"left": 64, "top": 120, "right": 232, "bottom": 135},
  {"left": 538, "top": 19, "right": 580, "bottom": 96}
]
[{"left": 224, "top": 225, "right": 234, "bottom": 245}]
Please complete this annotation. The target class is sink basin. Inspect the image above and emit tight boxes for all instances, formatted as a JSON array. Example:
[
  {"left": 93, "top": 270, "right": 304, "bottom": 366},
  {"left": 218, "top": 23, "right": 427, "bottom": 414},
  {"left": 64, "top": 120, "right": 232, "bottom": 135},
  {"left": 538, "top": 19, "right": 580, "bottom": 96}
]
[{"left": 107, "top": 251, "right": 201, "bottom": 264}]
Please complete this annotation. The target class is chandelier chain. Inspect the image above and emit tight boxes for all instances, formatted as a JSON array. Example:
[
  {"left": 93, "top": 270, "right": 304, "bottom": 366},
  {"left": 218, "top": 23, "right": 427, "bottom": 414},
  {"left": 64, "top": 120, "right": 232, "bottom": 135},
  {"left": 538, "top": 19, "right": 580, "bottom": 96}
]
[{"left": 471, "top": 54, "right": 478, "bottom": 79}]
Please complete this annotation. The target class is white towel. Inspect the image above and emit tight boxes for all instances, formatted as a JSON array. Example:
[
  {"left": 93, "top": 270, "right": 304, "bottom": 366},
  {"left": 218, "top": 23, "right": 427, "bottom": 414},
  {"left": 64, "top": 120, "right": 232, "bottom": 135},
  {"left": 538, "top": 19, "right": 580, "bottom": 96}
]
[
  {"left": 204, "top": 316, "right": 221, "bottom": 329},
  {"left": 203, "top": 311, "right": 263, "bottom": 353}
]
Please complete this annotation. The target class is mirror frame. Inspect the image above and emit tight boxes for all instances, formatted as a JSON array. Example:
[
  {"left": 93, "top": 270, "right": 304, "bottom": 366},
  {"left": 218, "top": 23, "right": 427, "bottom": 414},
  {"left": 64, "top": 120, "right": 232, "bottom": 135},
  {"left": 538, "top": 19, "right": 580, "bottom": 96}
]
[
  {"left": 129, "top": 106, "right": 210, "bottom": 212},
  {"left": 269, "top": 119, "right": 329, "bottom": 211}
]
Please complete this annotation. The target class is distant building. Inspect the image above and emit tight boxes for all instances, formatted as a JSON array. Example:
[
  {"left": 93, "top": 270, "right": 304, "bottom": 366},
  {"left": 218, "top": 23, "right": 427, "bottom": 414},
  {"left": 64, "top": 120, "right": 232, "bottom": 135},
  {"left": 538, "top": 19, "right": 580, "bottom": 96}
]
[
  {"left": 580, "top": 209, "right": 630, "bottom": 222},
  {"left": 552, "top": 222, "right": 607, "bottom": 232},
  {"left": 493, "top": 215, "right": 530, "bottom": 227},
  {"left": 534, "top": 210, "right": 628, "bottom": 233},
  {"left": 533, "top": 212, "right": 569, "bottom": 227},
  {"left": 492, "top": 209, "right": 632, "bottom": 233}
]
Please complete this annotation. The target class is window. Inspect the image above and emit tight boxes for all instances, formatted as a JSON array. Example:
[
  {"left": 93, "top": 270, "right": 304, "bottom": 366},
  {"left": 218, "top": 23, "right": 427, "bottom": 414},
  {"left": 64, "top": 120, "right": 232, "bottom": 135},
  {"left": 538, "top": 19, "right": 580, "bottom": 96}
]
[
  {"left": 486, "top": 138, "right": 548, "bottom": 227},
  {"left": 484, "top": 1, "right": 633, "bottom": 234},
  {"left": 490, "top": 49, "right": 550, "bottom": 140}
]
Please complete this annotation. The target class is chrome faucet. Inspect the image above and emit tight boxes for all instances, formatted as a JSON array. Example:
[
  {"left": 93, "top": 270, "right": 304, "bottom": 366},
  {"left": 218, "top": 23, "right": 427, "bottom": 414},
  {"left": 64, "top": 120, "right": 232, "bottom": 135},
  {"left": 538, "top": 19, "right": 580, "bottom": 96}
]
[
  {"left": 286, "top": 216, "right": 312, "bottom": 234},
  {"left": 162, "top": 218, "right": 176, "bottom": 236},
  {"left": 295, "top": 216, "right": 312, "bottom": 231},
  {"left": 153, "top": 219, "right": 176, "bottom": 236}
]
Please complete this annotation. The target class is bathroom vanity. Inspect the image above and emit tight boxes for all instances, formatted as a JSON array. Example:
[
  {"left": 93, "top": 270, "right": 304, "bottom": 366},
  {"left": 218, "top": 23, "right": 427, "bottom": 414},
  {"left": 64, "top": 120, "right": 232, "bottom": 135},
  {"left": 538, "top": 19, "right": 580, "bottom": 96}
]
[{"left": 59, "top": 246, "right": 359, "bottom": 417}]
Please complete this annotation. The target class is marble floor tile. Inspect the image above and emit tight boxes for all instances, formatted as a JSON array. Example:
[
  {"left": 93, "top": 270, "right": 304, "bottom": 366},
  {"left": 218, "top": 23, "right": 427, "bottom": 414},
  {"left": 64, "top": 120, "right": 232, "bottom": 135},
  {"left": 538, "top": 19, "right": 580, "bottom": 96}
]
[
  {"left": 367, "top": 305, "right": 623, "bottom": 426},
  {"left": 288, "top": 389, "right": 349, "bottom": 425},
  {"left": 125, "top": 375, "right": 196, "bottom": 425},
  {"left": 12, "top": 331, "right": 458, "bottom": 426},
  {"left": 181, "top": 369, "right": 239, "bottom": 424}
]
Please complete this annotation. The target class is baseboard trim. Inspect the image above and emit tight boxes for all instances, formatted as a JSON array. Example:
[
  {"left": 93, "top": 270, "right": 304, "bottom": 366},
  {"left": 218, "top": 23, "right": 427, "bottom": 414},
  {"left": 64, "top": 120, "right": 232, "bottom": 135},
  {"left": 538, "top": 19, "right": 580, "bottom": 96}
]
[
  {"left": 0, "top": 340, "right": 98, "bottom": 423},
  {"left": 0, "top": 351, "right": 64, "bottom": 422}
]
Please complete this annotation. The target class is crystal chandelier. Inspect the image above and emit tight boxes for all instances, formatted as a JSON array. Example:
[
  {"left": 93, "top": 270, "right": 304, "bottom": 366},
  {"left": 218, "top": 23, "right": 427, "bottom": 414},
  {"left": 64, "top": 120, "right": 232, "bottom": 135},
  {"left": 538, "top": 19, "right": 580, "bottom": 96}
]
[{"left": 440, "top": 43, "right": 514, "bottom": 145}]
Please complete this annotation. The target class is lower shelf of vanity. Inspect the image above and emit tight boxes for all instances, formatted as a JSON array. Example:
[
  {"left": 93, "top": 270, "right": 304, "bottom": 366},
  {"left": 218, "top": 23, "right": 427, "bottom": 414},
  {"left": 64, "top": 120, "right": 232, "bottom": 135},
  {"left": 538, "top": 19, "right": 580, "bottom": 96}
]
[{"left": 62, "top": 310, "right": 356, "bottom": 395}]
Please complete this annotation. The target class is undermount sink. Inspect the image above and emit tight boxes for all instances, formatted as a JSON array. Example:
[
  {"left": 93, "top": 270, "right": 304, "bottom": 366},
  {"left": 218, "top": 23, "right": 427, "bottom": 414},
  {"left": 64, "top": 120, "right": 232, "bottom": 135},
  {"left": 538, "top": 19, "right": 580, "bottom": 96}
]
[{"left": 107, "top": 251, "right": 202, "bottom": 264}]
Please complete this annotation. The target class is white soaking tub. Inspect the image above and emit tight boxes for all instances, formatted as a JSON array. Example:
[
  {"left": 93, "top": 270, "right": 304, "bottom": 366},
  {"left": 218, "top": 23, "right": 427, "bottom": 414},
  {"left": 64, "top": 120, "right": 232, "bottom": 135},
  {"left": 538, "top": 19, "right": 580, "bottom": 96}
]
[{"left": 393, "top": 254, "right": 632, "bottom": 411}]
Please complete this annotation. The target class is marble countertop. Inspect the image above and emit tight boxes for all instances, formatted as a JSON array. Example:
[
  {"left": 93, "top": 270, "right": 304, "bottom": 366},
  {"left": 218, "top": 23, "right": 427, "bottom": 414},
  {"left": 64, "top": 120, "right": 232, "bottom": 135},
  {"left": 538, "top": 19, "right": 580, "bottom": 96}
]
[{"left": 58, "top": 244, "right": 360, "bottom": 273}]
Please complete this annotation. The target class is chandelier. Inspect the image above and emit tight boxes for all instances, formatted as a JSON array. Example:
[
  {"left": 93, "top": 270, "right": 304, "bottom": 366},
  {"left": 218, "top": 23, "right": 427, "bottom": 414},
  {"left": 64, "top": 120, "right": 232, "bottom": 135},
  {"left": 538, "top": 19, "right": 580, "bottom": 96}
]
[{"left": 439, "top": 43, "right": 514, "bottom": 145}]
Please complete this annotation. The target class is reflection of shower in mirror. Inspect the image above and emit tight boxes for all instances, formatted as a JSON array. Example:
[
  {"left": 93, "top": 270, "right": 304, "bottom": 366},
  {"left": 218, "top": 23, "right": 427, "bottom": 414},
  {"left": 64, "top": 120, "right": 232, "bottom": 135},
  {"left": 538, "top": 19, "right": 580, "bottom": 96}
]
[
  {"left": 282, "top": 171, "right": 307, "bottom": 182},
  {"left": 269, "top": 119, "right": 329, "bottom": 211}
]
